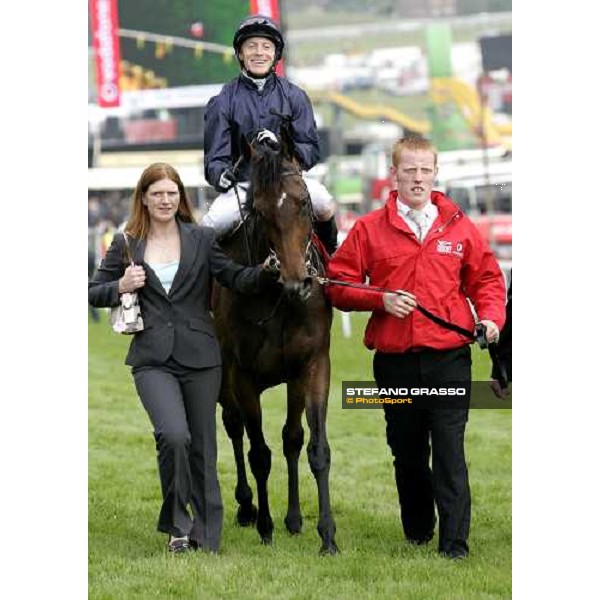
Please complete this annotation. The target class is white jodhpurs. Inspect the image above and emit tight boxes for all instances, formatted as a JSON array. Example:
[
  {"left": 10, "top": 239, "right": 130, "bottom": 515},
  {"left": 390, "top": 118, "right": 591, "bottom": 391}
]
[{"left": 202, "top": 177, "right": 335, "bottom": 237}]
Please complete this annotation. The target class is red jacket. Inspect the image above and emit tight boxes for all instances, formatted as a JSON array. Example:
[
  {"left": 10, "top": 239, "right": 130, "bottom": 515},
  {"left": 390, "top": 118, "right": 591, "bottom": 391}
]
[{"left": 326, "top": 191, "right": 506, "bottom": 353}]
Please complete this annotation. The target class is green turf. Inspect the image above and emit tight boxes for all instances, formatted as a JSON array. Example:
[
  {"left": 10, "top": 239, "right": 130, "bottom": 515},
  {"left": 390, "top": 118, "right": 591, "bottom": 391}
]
[{"left": 89, "top": 309, "right": 511, "bottom": 599}]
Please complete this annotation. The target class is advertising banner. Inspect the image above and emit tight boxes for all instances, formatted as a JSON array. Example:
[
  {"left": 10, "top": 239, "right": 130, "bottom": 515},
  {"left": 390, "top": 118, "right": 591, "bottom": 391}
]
[{"left": 90, "top": 0, "right": 122, "bottom": 107}]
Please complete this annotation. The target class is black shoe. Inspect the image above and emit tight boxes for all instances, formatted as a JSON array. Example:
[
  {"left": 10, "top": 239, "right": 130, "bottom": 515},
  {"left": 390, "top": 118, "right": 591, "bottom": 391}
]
[
  {"left": 439, "top": 541, "right": 469, "bottom": 560},
  {"left": 407, "top": 535, "right": 433, "bottom": 546},
  {"left": 405, "top": 519, "right": 435, "bottom": 546},
  {"left": 168, "top": 535, "right": 191, "bottom": 554}
]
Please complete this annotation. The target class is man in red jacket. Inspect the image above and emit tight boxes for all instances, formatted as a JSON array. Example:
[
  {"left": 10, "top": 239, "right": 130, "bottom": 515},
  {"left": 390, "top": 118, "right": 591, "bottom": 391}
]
[{"left": 326, "top": 136, "right": 506, "bottom": 559}]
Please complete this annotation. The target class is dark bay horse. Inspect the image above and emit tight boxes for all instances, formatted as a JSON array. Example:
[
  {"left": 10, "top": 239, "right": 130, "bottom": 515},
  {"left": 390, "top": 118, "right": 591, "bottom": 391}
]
[{"left": 211, "top": 123, "right": 338, "bottom": 555}]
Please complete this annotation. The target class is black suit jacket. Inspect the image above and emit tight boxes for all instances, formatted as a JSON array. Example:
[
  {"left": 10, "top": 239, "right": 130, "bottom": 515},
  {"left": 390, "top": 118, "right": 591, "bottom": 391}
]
[{"left": 89, "top": 220, "right": 265, "bottom": 369}]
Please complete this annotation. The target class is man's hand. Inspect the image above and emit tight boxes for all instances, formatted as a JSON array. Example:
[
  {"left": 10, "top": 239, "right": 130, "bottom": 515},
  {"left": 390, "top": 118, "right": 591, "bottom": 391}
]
[
  {"left": 490, "top": 379, "right": 510, "bottom": 399},
  {"left": 255, "top": 129, "right": 279, "bottom": 149},
  {"left": 383, "top": 290, "right": 417, "bottom": 319},
  {"left": 480, "top": 319, "right": 500, "bottom": 344},
  {"left": 218, "top": 168, "right": 237, "bottom": 191}
]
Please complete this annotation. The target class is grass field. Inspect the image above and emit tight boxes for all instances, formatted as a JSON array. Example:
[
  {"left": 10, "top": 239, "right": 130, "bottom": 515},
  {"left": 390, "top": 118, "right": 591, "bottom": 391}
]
[{"left": 89, "top": 310, "right": 511, "bottom": 599}]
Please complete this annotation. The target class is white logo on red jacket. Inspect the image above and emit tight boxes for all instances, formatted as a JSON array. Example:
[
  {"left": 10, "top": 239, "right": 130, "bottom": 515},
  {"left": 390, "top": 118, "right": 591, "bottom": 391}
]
[
  {"left": 437, "top": 240, "right": 452, "bottom": 254},
  {"left": 437, "top": 240, "right": 464, "bottom": 258}
]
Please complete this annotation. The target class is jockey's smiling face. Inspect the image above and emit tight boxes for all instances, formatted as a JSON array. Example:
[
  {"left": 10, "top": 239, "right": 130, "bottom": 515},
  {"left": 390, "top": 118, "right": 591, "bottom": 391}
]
[{"left": 239, "top": 36, "right": 276, "bottom": 77}]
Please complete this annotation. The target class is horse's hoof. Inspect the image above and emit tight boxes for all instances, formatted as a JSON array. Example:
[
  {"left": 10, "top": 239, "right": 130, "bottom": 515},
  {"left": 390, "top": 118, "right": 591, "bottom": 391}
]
[
  {"left": 236, "top": 504, "right": 258, "bottom": 527},
  {"left": 257, "top": 516, "right": 274, "bottom": 543},
  {"left": 319, "top": 541, "right": 339, "bottom": 556},
  {"left": 260, "top": 535, "right": 273, "bottom": 546},
  {"left": 284, "top": 514, "right": 303, "bottom": 535}
]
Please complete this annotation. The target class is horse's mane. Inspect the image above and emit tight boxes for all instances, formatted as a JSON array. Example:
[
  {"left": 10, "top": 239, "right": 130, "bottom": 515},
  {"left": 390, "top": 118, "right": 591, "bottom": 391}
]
[
  {"left": 247, "top": 146, "right": 283, "bottom": 212},
  {"left": 247, "top": 117, "right": 298, "bottom": 213}
]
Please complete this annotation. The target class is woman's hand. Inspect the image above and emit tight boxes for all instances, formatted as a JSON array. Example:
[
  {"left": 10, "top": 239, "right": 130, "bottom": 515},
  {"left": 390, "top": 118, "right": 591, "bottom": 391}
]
[
  {"left": 261, "top": 255, "right": 280, "bottom": 279},
  {"left": 119, "top": 265, "right": 146, "bottom": 293}
]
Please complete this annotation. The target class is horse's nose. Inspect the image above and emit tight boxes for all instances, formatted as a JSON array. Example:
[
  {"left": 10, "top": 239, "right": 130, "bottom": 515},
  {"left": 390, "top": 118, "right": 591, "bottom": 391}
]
[{"left": 283, "top": 281, "right": 302, "bottom": 297}]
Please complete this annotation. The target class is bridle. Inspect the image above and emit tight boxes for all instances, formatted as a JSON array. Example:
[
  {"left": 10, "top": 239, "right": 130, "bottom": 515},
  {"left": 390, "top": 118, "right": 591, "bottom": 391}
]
[
  {"left": 229, "top": 159, "right": 321, "bottom": 328},
  {"left": 278, "top": 167, "right": 320, "bottom": 278}
]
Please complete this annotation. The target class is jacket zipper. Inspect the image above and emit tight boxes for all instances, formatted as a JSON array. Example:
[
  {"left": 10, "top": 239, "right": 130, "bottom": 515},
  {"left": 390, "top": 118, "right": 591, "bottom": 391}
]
[{"left": 425, "top": 211, "right": 462, "bottom": 244}]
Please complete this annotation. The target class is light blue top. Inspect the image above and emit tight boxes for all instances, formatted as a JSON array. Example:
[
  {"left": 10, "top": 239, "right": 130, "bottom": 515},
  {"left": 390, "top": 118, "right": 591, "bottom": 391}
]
[{"left": 148, "top": 261, "right": 179, "bottom": 294}]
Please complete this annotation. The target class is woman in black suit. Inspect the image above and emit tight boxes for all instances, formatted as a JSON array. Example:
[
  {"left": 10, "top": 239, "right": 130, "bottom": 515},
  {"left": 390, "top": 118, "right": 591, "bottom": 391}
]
[{"left": 89, "top": 163, "right": 277, "bottom": 554}]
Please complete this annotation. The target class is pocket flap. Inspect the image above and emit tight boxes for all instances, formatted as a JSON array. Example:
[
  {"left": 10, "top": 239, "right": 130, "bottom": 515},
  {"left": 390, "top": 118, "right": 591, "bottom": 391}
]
[{"left": 188, "top": 317, "right": 214, "bottom": 335}]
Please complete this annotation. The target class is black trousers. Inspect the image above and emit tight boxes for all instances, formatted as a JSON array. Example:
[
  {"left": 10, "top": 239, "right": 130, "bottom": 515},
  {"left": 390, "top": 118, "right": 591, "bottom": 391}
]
[
  {"left": 133, "top": 358, "right": 223, "bottom": 552},
  {"left": 373, "top": 346, "right": 471, "bottom": 554}
]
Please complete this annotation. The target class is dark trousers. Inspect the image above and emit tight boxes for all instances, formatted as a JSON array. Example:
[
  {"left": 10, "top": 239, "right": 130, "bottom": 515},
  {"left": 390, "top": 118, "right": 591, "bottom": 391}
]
[
  {"left": 133, "top": 358, "right": 223, "bottom": 552},
  {"left": 373, "top": 346, "right": 471, "bottom": 554}
]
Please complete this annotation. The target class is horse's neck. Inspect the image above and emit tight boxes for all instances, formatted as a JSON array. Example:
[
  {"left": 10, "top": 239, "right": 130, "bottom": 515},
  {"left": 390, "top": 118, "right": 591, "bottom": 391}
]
[
  {"left": 221, "top": 212, "right": 270, "bottom": 266},
  {"left": 248, "top": 213, "right": 271, "bottom": 262}
]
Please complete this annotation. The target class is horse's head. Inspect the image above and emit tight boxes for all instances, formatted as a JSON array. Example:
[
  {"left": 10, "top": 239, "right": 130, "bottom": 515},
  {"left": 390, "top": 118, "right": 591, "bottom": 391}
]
[{"left": 249, "top": 128, "right": 314, "bottom": 300}]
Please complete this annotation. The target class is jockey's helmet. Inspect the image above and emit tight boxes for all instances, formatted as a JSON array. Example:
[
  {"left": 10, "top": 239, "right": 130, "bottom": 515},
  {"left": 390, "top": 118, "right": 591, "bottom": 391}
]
[{"left": 233, "top": 15, "right": 284, "bottom": 63}]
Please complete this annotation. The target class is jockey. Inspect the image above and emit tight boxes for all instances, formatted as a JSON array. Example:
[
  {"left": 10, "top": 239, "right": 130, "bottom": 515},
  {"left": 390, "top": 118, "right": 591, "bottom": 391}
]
[{"left": 202, "top": 14, "right": 338, "bottom": 255}]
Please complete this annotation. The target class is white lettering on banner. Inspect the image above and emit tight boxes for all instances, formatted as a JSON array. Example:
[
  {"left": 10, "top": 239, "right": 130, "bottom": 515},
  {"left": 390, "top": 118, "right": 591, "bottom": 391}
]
[
  {"left": 93, "top": 0, "right": 120, "bottom": 106},
  {"left": 345, "top": 387, "right": 466, "bottom": 396}
]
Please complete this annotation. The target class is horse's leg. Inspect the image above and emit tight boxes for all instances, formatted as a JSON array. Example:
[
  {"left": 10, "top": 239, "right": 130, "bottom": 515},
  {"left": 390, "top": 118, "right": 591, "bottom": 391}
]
[
  {"left": 236, "top": 373, "right": 274, "bottom": 545},
  {"left": 304, "top": 351, "right": 339, "bottom": 555},
  {"left": 221, "top": 387, "right": 257, "bottom": 527},
  {"left": 282, "top": 382, "right": 305, "bottom": 534}
]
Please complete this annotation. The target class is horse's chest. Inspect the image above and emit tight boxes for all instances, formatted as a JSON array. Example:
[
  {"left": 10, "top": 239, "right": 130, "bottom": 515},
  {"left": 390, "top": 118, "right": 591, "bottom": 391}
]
[
  {"left": 248, "top": 323, "right": 321, "bottom": 379},
  {"left": 267, "top": 324, "right": 313, "bottom": 355}
]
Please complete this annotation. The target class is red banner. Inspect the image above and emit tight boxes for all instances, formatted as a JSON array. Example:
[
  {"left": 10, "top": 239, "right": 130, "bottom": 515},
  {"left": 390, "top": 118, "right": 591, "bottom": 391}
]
[
  {"left": 90, "top": 0, "right": 122, "bottom": 107},
  {"left": 249, "top": 0, "right": 285, "bottom": 76}
]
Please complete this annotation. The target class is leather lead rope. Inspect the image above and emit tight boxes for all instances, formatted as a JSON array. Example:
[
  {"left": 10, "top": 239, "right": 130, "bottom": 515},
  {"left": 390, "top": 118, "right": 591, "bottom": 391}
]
[{"left": 318, "top": 276, "right": 508, "bottom": 390}]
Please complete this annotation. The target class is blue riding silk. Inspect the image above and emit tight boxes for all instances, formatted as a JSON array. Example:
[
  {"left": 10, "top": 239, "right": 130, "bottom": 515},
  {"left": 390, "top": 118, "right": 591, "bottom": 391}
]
[{"left": 204, "top": 73, "right": 320, "bottom": 192}]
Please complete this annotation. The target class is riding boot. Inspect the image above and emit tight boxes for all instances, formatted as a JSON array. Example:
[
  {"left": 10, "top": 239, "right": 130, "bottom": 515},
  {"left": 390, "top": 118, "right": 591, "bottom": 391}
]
[{"left": 314, "top": 216, "right": 338, "bottom": 256}]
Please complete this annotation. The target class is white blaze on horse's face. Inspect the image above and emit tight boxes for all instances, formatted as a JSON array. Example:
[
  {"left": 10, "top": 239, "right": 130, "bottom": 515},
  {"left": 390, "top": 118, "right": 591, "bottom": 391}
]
[{"left": 277, "top": 192, "right": 287, "bottom": 209}]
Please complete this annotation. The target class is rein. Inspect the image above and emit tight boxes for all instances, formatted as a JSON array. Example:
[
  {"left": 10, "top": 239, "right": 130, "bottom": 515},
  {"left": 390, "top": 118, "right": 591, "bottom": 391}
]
[{"left": 316, "top": 276, "right": 509, "bottom": 391}]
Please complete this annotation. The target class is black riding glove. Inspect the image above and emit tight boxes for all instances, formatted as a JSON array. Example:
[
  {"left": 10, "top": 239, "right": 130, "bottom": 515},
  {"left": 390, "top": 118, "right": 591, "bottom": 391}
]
[{"left": 218, "top": 168, "right": 237, "bottom": 192}]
